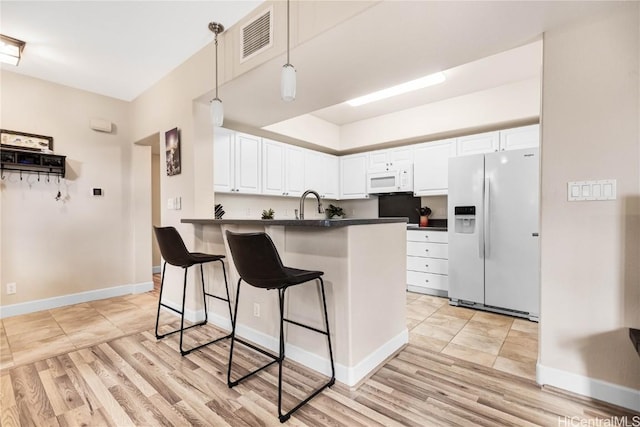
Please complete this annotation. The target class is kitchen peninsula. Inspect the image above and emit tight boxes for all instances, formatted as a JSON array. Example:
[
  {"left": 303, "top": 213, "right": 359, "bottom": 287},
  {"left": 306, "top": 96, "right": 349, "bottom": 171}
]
[{"left": 181, "top": 218, "right": 408, "bottom": 387}]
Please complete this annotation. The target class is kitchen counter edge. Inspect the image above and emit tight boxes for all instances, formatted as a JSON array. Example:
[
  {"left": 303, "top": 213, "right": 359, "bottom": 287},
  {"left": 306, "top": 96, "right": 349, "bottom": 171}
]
[{"left": 182, "top": 217, "right": 409, "bottom": 228}]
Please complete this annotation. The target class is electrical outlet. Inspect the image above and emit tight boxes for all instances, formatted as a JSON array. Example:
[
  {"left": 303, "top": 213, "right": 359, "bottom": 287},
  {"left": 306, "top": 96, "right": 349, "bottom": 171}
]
[
  {"left": 6, "top": 282, "right": 16, "bottom": 295},
  {"left": 253, "top": 303, "right": 260, "bottom": 317}
]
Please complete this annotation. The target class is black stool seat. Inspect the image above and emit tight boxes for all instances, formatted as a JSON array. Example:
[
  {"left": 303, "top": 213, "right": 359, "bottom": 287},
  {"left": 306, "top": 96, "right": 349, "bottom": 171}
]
[
  {"left": 153, "top": 226, "right": 233, "bottom": 356},
  {"left": 225, "top": 231, "right": 335, "bottom": 423}
]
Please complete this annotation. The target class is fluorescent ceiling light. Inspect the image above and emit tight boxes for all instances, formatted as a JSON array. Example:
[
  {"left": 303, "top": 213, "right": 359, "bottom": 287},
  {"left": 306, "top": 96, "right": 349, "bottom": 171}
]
[
  {"left": 347, "top": 72, "right": 446, "bottom": 107},
  {"left": 0, "top": 34, "right": 26, "bottom": 66}
]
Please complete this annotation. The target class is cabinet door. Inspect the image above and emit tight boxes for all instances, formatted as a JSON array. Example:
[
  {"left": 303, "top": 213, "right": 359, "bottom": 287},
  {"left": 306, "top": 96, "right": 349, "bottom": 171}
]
[
  {"left": 456, "top": 131, "right": 499, "bottom": 156},
  {"left": 499, "top": 124, "right": 539, "bottom": 151},
  {"left": 305, "top": 151, "right": 339, "bottom": 199},
  {"left": 369, "top": 146, "right": 413, "bottom": 170},
  {"left": 368, "top": 149, "right": 390, "bottom": 170},
  {"left": 234, "top": 133, "right": 262, "bottom": 194},
  {"left": 390, "top": 146, "right": 413, "bottom": 165},
  {"left": 340, "top": 153, "right": 369, "bottom": 199},
  {"left": 284, "top": 145, "right": 306, "bottom": 197},
  {"left": 262, "top": 139, "right": 285, "bottom": 196},
  {"left": 323, "top": 155, "right": 340, "bottom": 199},
  {"left": 304, "top": 150, "right": 324, "bottom": 195},
  {"left": 213, "top": 129, "right": 235, "bottom": 193},
  {"left": 413, "top": 139, "right": 456, "bottom": 196}
]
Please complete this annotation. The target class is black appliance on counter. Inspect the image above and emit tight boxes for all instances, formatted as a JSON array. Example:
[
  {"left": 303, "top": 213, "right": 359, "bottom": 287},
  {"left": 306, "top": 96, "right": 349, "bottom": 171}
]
[{"left": 378, "top": 193, "right": 421, "bottom": 223}]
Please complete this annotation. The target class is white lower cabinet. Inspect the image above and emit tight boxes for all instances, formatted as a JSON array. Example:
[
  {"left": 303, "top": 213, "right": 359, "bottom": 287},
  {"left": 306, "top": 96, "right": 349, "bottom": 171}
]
[{"left": 406, "top": 229, "right": 449, "bottom": 297}]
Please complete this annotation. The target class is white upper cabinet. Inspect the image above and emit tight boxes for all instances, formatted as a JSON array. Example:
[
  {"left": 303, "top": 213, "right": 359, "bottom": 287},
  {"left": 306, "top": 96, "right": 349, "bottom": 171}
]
[
  {"left": 214, "top": 130, "right": 262, "bottom": 194},
  {"left": 213, "top": 129, "right": 235, "bottom": 193},
  {"left": 324, "top": 155, "right": 340, "bottom": 199},
  {"left": 261, "top": 139, "right": 285, "bottom": 196},
  {"left": 340, "top": 153, "right": 369, "bottom": 199},
  {"left": 413, "top": 139, "right": 457, "bottom": 196},
  {"left": 262, "top": 139, "right": 305, "bottom": 197},
  {"left": 499, "top": 124, "right": 540, "bottom": 151},
  {"left": 457, "top": 125, "right": 540, "bottom": 156},
  {"left": 456, "top": 131, "right": 500, "bottom": 156},
  {"left": 305, "top": 151, "right": 339, "bottom": 199},
  {"left": 284, "top": 145, "right": 306, "bottom": 197},
  {"left": 234, "top": 133, "right": 262, "bottom": 194},
  {"left": 368, "top": 146, "right": 414, "bottom": 170}
]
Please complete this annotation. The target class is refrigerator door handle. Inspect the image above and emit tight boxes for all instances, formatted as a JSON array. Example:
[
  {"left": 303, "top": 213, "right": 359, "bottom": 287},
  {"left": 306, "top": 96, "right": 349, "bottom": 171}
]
[
  {"left": 484, "top": 177, "right": 490, "bottom": 257},
  {"left": 479, "top": 177, "right": 485, "bottom": 258}
]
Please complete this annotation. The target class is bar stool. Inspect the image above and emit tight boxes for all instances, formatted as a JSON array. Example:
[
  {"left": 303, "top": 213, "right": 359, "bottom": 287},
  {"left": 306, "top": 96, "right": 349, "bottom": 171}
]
[
  {"left": 153, "top": 226, "right": 233, "bottom": 356},
  {"left": 225, "top": 231, "right": 335, "bottom": 423}
]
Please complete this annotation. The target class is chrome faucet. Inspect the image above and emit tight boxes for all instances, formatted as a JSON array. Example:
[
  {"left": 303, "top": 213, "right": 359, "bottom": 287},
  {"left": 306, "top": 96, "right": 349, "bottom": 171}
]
[{"left": 299, "top": 190, "right": 323, "bottom": 220}]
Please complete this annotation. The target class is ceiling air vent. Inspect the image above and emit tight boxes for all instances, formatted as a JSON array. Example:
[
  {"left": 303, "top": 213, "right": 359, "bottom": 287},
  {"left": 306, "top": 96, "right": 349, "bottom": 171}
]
[{"left": 240, "top": 7, "right": 273, "bottom": 62}]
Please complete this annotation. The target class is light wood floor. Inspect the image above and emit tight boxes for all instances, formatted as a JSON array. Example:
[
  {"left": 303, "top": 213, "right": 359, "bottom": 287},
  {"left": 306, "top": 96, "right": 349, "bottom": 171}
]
[{"left": 1, "top": 279, "right": 637, "bottom": 425}]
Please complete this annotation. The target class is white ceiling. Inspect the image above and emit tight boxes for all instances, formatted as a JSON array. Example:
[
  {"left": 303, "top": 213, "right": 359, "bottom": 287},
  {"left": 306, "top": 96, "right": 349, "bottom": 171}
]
[
  {"left": 0, "top": 0, "right": 264, "bottom": 101},
  {"left": 1, "top": 1, "right": 623, "bottom": 131}
]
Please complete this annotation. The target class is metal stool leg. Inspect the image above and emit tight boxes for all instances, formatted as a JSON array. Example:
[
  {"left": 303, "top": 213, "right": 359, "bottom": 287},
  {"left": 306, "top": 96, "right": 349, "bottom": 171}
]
[
  {"left": 155, "top": 261, "right": 231, "bottom": 356},
  {"left": 228, "top": 279, "right": 279, "bottom": 388},
  {"left": 277, "top": 278, "right": 335, "bottom": 423},
  {"left": 154, "top": 262, "right": 168, "bottom": 338}
]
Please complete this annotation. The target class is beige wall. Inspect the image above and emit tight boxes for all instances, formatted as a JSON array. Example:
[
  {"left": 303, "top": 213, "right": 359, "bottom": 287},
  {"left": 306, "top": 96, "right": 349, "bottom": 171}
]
[
  {"left": 540, "top": 2, "right": 640, "bottom": 392},
  {"left": 0, "top": 71, "right": 140, "bottom": 305}
]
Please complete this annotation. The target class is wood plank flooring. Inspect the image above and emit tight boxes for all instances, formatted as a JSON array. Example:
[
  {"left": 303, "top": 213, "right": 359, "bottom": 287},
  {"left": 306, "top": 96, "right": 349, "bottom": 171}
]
[{"left": 1, "top": 280, "right": 637, "bottom": 425}]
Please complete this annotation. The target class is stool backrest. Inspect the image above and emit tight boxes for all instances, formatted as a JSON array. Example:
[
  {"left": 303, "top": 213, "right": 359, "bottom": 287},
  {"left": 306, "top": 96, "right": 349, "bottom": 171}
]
[
  {"left": 225, "top": 231, "right": 287, "bottom": 289},
  {"left": 154, "top": 226, "right": 193, "bottom": 268}
]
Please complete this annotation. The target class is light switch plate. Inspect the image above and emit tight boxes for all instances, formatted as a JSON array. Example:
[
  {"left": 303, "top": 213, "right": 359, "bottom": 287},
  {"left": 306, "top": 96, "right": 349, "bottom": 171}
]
[{"left": 568, "top": 179, "right": 616, "bottom": 201}]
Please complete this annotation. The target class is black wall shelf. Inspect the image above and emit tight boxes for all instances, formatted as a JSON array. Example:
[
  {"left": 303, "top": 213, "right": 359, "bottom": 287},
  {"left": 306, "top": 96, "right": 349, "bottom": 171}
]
[{"left": 1, "top": 147, "right": 66, "bottom": 179}]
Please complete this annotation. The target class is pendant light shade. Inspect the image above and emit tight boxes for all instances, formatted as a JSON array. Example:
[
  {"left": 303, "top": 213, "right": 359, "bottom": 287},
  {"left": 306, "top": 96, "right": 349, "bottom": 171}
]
[
  {"left": 281, "top": 63, "right": 296, "bottom": 102},
  {"left": 208, "top": 22, "right": 225, "bottom": 127},
  {"left": 281, "top": 0, "right": 296, "bottom": 102},
  {"left": 210, "top": 98, "right": 224, "bottom": 127}
]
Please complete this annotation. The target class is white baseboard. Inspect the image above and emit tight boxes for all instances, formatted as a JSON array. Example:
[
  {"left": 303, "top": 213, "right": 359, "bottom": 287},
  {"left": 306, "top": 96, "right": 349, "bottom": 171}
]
[
  {"left": 205, "top": 308, "right": 408, "bottom": 387},
  {"left": 537, "top": 362, "right": 640, "bottom": 412},
  {"left": 0, "top": 281, "right": 154, "bottom": 319},
  {"left": 152, "top": 265, "right": 161, "bottom": 274}
]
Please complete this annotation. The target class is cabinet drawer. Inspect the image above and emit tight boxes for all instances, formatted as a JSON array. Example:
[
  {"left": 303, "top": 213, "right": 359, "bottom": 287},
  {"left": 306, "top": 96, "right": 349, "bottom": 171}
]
[
  {"left": 407, "top": 230, "right": 448, "bottom": 243},
  {"left": 407, "top": 271, "right": 448, "bottom": 291},
  {"left": 407, "top": 256, "right": 448, "bottom": 274},
  {"left": 407, "top": 242, "right": 448, "bottom": 259}
]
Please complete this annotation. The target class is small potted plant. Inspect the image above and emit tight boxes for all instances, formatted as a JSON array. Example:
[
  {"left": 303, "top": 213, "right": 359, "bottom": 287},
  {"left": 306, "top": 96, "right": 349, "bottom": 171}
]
[
  {"left": 261, "top": 208, "right": 275, "bottom": 219},
  {"left": 416, "top": 206, "right": 432, "bottom": 227},
  {"left": 326, "top": 204, "right": 345, "bottom": 219}
]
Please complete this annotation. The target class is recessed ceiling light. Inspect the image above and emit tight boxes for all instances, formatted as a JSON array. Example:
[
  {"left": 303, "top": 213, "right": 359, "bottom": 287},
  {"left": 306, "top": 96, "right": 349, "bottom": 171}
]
[{"left": 346, "top": 72, "right": 446, "bottom": 107}]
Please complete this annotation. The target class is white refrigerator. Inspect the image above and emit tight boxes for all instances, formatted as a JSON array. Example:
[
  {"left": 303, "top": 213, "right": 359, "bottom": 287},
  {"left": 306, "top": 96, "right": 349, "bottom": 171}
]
[{"left": 448, "top": 148, "right": 540, "bottom": 320}]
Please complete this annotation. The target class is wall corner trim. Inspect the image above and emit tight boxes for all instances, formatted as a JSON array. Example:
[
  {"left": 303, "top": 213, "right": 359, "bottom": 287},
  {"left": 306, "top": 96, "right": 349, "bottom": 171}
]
[
  {"left": 536, "top": 363, "right": 640, "bottom": 412},
  {"left": 0, "top": 281, "right": 154, "bottom": 319}
]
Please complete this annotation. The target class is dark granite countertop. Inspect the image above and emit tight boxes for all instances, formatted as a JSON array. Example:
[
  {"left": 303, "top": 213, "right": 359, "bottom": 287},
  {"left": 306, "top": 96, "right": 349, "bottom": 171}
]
[{"left": 182, "top": 217, "right": 408, "bottom": 228}]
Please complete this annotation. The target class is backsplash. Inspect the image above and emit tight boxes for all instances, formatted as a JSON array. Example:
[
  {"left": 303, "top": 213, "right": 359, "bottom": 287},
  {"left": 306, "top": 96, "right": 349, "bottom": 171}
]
[
  {"left": 215, "top": 194, "right": 378, "bottom": 220},
  {"left": 420, "top": 195, "right": 448, "bottom": 218}
]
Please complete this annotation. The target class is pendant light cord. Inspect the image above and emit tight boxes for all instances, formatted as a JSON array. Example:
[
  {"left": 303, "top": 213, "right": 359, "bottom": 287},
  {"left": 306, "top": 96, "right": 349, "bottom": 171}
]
[
  {"left": 286, "top": 0, "right": 290, "bottom": 65},
  {"left": 215, "top": 33, "right": 219, "bottom": 99}
]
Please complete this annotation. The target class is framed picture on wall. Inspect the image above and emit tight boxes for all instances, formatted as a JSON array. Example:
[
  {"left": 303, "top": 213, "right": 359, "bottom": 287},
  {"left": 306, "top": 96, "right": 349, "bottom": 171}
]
[
  {"left": 0, "top": 129, "right": 53, "bottom": 152},
  {"left": 165, "top": 127, "right": 181, "bottom": 176}
]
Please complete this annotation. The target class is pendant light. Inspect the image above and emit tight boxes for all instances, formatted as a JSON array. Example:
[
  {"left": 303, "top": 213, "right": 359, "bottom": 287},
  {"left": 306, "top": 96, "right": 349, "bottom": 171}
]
[
  {"left": 209, "top": 22, "right": 225, "bottom": 127},
  {"left": 280, "top": 0, "right": 296, "bottom": 102}
]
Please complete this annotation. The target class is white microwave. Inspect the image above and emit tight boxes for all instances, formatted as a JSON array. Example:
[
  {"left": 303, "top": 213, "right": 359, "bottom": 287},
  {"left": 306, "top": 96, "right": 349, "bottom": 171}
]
[{"left": 367, "top": 165, "right": 414, "bottom": 194}]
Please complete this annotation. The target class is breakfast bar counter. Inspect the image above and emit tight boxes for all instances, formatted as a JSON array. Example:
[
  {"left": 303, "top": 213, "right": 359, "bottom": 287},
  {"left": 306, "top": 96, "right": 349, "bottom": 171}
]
[{"left": 181, "top": 218, "right": 408, "bottom": 387}]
